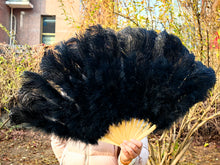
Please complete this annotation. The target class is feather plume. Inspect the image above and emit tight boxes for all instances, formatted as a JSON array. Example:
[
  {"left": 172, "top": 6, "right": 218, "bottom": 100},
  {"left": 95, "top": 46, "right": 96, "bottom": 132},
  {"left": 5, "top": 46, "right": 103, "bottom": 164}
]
[{"left": 10, "top": 25, "right": 216, "bottom": 144}]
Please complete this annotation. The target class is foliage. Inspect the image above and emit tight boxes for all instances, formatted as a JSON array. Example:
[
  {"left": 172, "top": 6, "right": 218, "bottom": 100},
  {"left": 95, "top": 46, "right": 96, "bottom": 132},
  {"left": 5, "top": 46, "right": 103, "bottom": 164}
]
[
  {"left": 0, "top": 23, "right": 16, "bottom": 45},
  {"left": 58, "top": 0, "right": 220, "bottom": 64},
  {"left": 0, "top": 23, "right": 11, "bottom": 40},
  {"left": 0, "top": 44, "right": 43, "bottom": 113},
  {"left": 58, "top": 0, "right": 118, "bottom": 33}
]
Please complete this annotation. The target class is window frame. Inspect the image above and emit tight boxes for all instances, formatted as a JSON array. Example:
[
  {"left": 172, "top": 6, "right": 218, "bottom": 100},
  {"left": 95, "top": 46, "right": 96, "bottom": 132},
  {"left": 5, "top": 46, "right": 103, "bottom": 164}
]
[{"left": 40, "top": 15, "right": 56, "bottom": 44}]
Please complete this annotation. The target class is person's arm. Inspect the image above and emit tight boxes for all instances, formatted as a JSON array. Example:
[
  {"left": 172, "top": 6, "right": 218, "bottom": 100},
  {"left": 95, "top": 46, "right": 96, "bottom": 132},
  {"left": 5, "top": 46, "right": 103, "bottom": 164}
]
[
  {"left": 118, "top": 137, "right": 149, "bottom": 165},
  {"left": 51, "top": 135, "right": 67, "bottom": 163}
]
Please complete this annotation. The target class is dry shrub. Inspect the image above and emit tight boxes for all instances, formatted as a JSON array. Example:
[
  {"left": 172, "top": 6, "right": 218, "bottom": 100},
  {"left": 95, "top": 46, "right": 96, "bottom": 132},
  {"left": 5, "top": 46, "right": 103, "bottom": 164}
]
[{"left": 0, "top": 44, "right": 44, "bottom": 114}]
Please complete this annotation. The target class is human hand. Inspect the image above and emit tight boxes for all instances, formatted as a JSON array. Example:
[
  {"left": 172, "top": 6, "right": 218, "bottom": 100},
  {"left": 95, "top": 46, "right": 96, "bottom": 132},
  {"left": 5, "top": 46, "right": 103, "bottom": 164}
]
[{"left": 120, "top": 139, "right": 143, "bottom": 165}]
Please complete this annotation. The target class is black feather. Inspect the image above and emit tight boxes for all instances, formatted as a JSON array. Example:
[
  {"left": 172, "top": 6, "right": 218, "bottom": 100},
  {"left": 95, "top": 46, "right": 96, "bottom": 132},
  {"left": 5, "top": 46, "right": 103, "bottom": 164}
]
[{"left": 10, "top": 25, "right": 216, "bottom": 144}]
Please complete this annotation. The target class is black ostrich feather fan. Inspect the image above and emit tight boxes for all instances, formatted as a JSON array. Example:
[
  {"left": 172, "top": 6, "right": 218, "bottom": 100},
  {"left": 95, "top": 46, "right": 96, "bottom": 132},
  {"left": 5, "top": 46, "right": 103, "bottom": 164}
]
[{"left": 10, "top": 25, "right": 216, "bottom": 145}]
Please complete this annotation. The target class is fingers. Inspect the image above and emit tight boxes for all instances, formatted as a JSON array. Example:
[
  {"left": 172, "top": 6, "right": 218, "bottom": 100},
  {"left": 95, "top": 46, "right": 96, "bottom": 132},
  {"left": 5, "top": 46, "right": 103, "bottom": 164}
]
[
  {"left": 121, "top": 142, "right": 138, "bottom": 158},
  {"left": 130, "top": 139, "right": 143, "bottom": 149},
  {"left": 120, "top": 139, "right": 143, "bottom": 159}
]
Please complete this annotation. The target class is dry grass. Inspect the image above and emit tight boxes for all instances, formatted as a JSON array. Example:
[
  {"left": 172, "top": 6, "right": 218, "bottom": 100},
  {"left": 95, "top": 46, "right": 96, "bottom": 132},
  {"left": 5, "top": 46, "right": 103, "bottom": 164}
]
[{"left": 0, "top": 44, "right": 43, "bottom": 113}]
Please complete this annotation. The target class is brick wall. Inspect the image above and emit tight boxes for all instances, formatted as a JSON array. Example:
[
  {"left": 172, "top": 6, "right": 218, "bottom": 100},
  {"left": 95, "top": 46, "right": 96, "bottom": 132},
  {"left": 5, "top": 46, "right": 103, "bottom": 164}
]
[
  {"left": 0, "top": 0, "right": 10, "bottom": 44},
  {"left": 1, "top": 0, "right": 81, "bottom": 45}
]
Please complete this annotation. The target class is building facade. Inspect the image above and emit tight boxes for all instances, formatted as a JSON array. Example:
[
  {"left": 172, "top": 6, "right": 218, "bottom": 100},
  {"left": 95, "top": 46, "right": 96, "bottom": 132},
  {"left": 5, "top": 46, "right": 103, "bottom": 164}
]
[{"left": 0, "top": 0, "right": 80, "bottom": 45}]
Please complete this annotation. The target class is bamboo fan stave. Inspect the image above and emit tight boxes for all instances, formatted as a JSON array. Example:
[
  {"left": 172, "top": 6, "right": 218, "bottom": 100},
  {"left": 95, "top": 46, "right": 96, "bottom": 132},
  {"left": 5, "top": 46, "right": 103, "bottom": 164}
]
[{"left": 100, "top": 118, "right": 156, "bottom": 146}]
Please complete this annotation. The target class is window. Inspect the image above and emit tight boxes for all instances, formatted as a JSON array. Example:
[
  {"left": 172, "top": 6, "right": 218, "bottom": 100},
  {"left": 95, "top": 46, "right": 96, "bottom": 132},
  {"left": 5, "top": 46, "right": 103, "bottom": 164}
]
[{"left": 41, "top": 16, "right": 56, "bottom": 45}]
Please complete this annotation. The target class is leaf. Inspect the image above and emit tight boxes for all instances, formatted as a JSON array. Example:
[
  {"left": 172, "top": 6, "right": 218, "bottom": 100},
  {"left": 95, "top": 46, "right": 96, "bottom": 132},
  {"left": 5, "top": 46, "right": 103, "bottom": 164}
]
[{"left": 204, "top": 142, "right": 209, "bottom": 147}]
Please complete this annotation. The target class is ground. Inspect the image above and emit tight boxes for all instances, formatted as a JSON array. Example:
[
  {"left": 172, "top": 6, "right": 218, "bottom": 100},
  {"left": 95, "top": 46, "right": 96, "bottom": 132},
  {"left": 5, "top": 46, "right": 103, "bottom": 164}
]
[
  {"left": 180, "top": 142, "right": 220, "bottom": 165},
  {"left": 0, "top": 128, "right": 219, "bottom": 165},
  {"left": 0, "top": 129, "right": 58, "bottom": 165}
]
